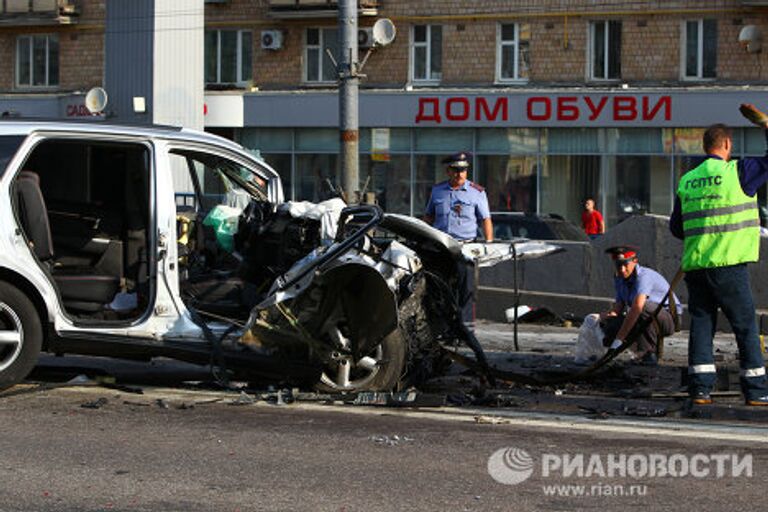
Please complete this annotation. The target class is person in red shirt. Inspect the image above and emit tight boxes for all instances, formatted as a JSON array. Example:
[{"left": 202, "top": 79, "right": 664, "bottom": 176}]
[{"left": 582, "top": 198, "right": 605, "bottom": 239}]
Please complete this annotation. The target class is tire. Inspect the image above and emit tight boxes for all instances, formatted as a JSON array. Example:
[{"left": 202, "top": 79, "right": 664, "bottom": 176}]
[
  {"left": 0, "top": 282, "right": 43, "bottom": 391},
  {"left": 316, "top": 328, "right": 407, "bottom": 393}
]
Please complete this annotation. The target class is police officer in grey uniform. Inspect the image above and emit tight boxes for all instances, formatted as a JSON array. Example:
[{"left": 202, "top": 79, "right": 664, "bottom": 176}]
[{"left": 424, "top": 152, "right": 493, "bottom": 325}]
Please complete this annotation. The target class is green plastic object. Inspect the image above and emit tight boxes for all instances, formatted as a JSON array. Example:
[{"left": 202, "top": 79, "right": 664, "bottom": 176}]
[{"left": 203, "top": 205, "right": 241, "bottom": 253}]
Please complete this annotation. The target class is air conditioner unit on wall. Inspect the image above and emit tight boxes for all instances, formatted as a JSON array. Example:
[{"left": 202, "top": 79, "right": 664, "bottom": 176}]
[
  {"left": 33, "top": 0, "right": 57, "bottom": 12},
  {"left": 5, "top": 0, "right": 29, "bottom": 13},
  {"left": 261, "top": 30, "right": 284, "bottom": 50},
  {"left": 358, "top": 27, "right": 373, "bottom": 48},
  {"left": 58, "top": 0, "right": 79, "bottom": 15}
]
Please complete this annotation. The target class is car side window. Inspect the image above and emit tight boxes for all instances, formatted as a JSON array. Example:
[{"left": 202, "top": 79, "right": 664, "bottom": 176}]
[{"left": 169, "top": 150, "right": 267, "bottom": 213}]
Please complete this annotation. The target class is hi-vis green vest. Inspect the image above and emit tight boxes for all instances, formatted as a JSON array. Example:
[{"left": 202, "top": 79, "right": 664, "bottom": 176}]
[{"left": 677, "top": 158, "right": 760, "bottom": 271}]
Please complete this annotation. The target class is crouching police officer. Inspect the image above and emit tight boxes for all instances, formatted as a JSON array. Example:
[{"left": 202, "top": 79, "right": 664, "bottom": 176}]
[{"left": 575, "top": 246, "right": 680, "bottom": 365}]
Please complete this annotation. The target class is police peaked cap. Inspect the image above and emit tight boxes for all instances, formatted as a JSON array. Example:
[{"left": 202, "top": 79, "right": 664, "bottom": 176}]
[
  {"left": 442, "top": 152, "right": 472, "bottom": 169},
  {"left": 605, "top": 245, "right": 639, "bottom": 263}
]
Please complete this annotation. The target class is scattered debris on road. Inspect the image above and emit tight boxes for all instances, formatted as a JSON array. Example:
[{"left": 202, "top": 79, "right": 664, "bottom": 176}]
[
  {"left": 80, "top": 397, "right": 108, "bottom": 409},
  {"left": 369, "top": 434, "right": 415, "bottom": 447}
]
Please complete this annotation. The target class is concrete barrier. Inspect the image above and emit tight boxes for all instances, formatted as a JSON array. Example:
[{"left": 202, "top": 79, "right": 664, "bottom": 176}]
[{"left": 477, "top": 214, "right": 768, "bottom": 331}]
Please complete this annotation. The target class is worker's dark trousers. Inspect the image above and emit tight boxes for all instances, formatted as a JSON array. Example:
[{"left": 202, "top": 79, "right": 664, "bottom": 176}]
[
  {"left": 456, "top": 260, "right": 474, "bottom": 327},
  {"left": 601, "top": 302, "right": 676, "bottom": 354},
  {"left": 686, "top": 264, "right": 768, "bottom": 400}
]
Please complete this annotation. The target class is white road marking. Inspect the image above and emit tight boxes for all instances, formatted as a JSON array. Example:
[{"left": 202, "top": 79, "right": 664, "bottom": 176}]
[{"left": 30, "top": 385, "right": 768, "bottom": 445}]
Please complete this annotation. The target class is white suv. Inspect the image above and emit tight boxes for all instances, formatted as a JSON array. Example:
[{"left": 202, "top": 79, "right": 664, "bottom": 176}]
[{"left": 0, "top": 121, "right": 549, "bottom": 392}]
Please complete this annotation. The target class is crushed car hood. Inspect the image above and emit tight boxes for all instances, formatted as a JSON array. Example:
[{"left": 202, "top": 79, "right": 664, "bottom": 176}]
[{"left": 380, "top": 213, "right": 564, "bottom": 266}]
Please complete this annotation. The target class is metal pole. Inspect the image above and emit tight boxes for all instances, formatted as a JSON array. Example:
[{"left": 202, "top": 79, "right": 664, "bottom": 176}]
[
  {"left": 513, "top": 243, "right": 519, "bottom": 352},
  {"left": 339, "top": 0, "right": 359, "bottom": 203}
]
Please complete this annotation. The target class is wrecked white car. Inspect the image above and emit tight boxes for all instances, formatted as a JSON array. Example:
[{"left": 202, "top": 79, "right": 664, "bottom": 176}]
[{"left": 0, "top": 121, "right": 557, "bottom": 392}]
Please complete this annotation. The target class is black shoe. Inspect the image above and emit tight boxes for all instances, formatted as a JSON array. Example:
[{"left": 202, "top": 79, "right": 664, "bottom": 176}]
[
  {"left": 746, "top": 395, "right": 768, "bottom": 406},
  {"left": 691, "top": 393, "right": 712, "bottom": 405}
]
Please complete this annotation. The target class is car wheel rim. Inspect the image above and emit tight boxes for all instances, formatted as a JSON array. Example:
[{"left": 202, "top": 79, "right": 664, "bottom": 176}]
[
  {"left": 320, "top": 330, "right": 383, "bottom": 391},
  {"left": 0, "top": 302, "right": 24, "bottom": 373}
]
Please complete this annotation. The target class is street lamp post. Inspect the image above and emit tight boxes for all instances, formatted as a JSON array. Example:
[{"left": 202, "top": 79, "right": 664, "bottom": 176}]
[{"left": 338, "top": 0, "right": 359, "bottom": 204}]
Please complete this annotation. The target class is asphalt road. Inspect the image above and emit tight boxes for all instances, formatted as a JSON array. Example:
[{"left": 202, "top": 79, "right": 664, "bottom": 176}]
[
  {"left": 1, "top": 322, "right": 765, "bottom": 511},
  {"left": 1, "top": 383, "right": 767, "bottom": 512}
]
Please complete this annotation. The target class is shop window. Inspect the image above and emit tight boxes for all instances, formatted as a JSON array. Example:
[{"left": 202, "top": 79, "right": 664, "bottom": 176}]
[
  {"left": 205, "top": 29, "right": 253, "bottom": 86},
  {"left": 259, "top": 153, "right": 292, "bottom": 200},
  {"left": 496, "top": 23, "right": 530, "bottom": 82},
  {"left": 296, "top": 154, "right": 340, "bottom": 202},
  {"left": 359, "top": 128, "right": 411, "bottom": 153},
  {"left": 683, "top": 19, "right": 717, "bottom": 80},
  {"left": 415, "top": 154, "right": 447, "bottom": 215},
  {"left": 589, "top": 20, "right": 621, "bottom": 80},
  {"left": 604, "top": 155, "right": 673, "bottom": 226},
  {"left": 296, "top": 128, "right": 339, "bottom": 152},
  {"left": 478, "top": 128, "right": 539, "bottom": 154},
  {"left": 239, "top": 128, "right": 293, "bottom": 153},
  {"left": 745, "top": 128, "right": 768, "bottom": 156},
  {"left": 305, "top": 28, "right": 339, "bottom": 83},
  {"left": 648, "top": 156, "right": 673, "bottom": 215},
  {"left": 414, "top": 128, "right": 472, "bottom": 152},
  {"left": 606, "top": 155, "right": 650, "bottom": 225},
  {"left": 16, "top": 34, "right": 59, "bottom": 88},
  {"left": 611, "top": 128, "right": 664, "bottom": 154},
  {"left": 362, "top": 156, "right": 412, "bottom": 215},
  {"left": 480, "top": 155, "right": 538, "bottom": 213},
  {"left": 545, "top": 128, "right": 599, "bottom": 154},
  {"left": 411, "top": 25, "right": 442, "bottom": 84},
  {"left": 540, "top": 155, "right": 601, "bottom": 225}
]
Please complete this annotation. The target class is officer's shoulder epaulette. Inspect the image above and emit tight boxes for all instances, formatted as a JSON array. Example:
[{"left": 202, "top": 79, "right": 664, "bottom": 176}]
[{"left": 469, "top": 181, "right": 485, "bottom": 192}]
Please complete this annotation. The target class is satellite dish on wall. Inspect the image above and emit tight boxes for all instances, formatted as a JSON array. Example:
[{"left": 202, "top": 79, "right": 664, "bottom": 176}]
[
  {"left": 85, "top": 87, "right": 108, "bottom": 114},
  {"left": 372, "top": 18, "right": 396, "bottom": 47},
  {"left": 739, "top": 25, "right": 762, "bottom": 53}
]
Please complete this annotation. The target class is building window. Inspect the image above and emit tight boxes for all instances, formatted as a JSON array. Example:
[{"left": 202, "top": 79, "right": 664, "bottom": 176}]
[
  {"left": 496, "top": 23, "right": 530, "bottom": 82},
  {"left": 411, "top": 25, "right": 442, "bottom": 83},
  {"left": 589, "top": 20, "right": 621, "bottom": 80},
  {"left": 683, "top": 19, "right": 717, "bottom": 79},
  {"left": 305, "top": 28, "right": 339, "bottom": 83},
  {"left": 205, "top": 30, "right": 252, "bottom": 86},
  {"left": 16, "top": 34, "right": 58, "bottom": 88}
]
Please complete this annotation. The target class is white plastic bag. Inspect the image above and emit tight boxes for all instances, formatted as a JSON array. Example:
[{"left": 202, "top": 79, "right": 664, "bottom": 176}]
[{"left": 574, "top": 313, "right": 607, "bottom": 364}]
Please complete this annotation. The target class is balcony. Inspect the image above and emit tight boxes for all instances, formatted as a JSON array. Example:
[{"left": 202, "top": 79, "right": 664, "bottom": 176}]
[
  {"left": 267, "top": 0, "right": 379, "bottom": 19},
  {"left": 0, "top": 0, "right": 79, "bottom": 26}
]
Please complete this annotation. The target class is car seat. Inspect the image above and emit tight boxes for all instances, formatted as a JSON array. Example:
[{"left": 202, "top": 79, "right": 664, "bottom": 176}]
[{"left": 14, "top": 170, "right": 121, "bottom": 312}]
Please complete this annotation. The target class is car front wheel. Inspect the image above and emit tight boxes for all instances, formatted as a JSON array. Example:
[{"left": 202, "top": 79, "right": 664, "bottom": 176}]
[
  {"left": 0, "top": 282, "right": 43, "bottom": 391},
  {"left": 316, "top": 328, "right": 407, "bottom": 393}
]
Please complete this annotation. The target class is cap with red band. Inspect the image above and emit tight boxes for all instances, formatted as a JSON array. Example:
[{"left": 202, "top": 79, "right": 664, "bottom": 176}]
[{"left": 605, "top": 245, "right": 638, "bottom": 262}]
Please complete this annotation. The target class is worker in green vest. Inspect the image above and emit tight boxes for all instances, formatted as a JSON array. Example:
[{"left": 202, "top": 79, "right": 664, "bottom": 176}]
[{"left": 670, "top": 104, "right": 768, "bottom": 406}]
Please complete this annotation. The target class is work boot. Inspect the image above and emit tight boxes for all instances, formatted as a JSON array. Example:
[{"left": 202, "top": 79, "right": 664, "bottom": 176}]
[
  {"left": 691, "top": 392, "right": 712, "bottom": 405},
  {"left": 745, "top": 395, "right": 768, "bottom": 406}
]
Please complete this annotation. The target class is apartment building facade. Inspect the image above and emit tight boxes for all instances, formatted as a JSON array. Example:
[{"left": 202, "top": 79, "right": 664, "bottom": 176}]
[{"left": 1, "top": 0, "right": 768, "bottom": 226}]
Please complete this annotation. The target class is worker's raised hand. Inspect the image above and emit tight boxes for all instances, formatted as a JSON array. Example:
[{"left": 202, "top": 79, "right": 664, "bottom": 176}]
[{"left": 740, "top": 103, "right": 768, "bottom": 127}]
